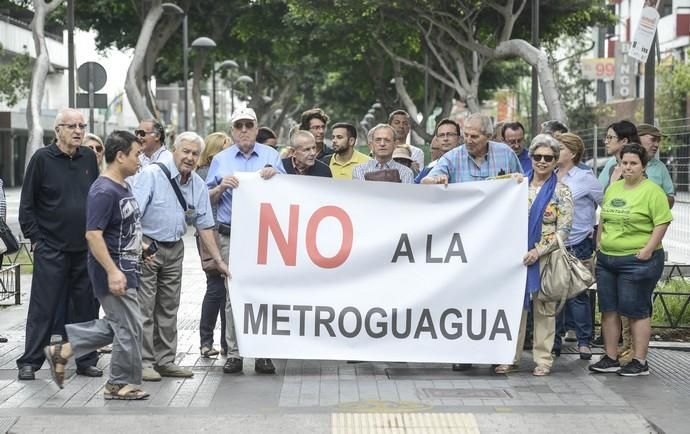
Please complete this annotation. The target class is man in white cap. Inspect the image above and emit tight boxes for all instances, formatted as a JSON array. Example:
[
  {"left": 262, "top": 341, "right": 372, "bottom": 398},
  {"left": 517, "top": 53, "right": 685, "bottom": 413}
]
[{"left": 206, "top": 107, "right": 285, "bottom": 375}]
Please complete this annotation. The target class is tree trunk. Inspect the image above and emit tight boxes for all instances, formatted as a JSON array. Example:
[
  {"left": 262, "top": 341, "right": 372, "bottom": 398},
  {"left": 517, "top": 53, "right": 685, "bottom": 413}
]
[
  {"left": 25, "top": 0, "right": 64, "bottom": 169},
  {"left": 125, "top": 1, "right": 163, "bottom": 122},
  {"left": 494, "top": 39, "right": 568, "bottom": 123}
]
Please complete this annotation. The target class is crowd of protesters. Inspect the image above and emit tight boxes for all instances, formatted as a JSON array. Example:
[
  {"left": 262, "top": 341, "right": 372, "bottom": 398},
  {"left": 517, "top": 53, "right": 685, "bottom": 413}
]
[{"left": 2, "top": 104, "right": 673, "bottom": 400}]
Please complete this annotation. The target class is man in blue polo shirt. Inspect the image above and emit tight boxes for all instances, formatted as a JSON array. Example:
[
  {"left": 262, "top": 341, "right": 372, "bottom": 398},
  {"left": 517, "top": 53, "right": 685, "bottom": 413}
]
[
  {"left": 502, "top": 121, "right": 531, "bottom": 176},
  {"left": 206, "top": 107, "right": 285, "bottom": 375}
]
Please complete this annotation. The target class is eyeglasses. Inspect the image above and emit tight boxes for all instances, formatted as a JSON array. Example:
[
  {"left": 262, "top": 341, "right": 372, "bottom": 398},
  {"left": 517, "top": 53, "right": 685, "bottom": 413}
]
[
  {"left": 604, "top": 135, "right": 618, "bottom": 141},
  {"left": 89, "top": 145, "right": 104, "bottom": 152},
  {"left": 134, "top": 129, "right": 156, "bottom": 138},
  {"left": 309, "top": 125, "right": 326, "bottom": 132},
  {"left": 59, "top": 123, "right": 87, "bottom": 130},
  {"left": 233, "top": 120, "right": 255, "bottom": 130},
  {"left": 436, "top": 132, "right": 458, "bottom": 139},
  {"left": 532, "top": 154, "right": 555, "bottom": 162}
]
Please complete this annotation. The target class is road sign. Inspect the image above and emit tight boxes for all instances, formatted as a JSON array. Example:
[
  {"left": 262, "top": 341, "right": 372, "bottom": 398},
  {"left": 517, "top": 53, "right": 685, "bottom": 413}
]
[
  {"left": 629, "top": 6, "right": 660, "bottom": 63},
  {"left": 77, "top": 62, "right": 107, "bottom": 92},
  {"left": 76, "top": 93, "right": 107, "bottom": 109},
  {"left": 614, "top": 42, "right": 637, "bottom": 99}
]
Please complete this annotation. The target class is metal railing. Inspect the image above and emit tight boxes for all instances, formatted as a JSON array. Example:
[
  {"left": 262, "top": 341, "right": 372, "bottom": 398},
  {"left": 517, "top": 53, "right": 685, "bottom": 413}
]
[{"left": 0, "top": 264, "right": 20, "bottom": 305}]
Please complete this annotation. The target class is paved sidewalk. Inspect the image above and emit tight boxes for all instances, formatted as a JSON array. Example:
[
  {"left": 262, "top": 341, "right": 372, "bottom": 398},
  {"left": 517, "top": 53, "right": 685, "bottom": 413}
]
[{"left": 0, "top": 233, "right": 689, "bottom": 432}]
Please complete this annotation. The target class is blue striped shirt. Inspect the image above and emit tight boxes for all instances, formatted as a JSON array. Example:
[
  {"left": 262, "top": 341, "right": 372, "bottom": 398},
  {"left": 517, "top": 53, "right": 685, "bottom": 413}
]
[
  {"left": 132, "top": 159, "right": 215, "bottom": 242},
  {"left": 427, "top": 141, "right": 523, "bottom": 183}
]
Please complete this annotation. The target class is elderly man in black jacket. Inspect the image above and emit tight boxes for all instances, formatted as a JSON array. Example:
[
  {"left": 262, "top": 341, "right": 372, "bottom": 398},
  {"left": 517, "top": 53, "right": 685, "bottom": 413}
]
[
  {"left": 17, "top": 108, "right": 102, "bottom": 381},
  {"left": 282, "top": 130, "right": 332, "bottom": 177}
]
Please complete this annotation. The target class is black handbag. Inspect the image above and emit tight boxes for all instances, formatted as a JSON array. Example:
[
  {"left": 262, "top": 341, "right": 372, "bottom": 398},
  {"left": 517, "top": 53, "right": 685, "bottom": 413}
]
[{"left": 0, "top": 219, "right": 19, "bottom": 255}]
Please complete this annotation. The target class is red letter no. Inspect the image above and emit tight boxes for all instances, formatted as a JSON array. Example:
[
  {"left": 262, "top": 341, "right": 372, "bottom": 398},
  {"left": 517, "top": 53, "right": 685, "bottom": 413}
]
[
  {"left": 305, "top": 206, "right": 353, "bottom": 268},
  {"left": 257, "top": 203, "right": 299, "bottom": 266}
]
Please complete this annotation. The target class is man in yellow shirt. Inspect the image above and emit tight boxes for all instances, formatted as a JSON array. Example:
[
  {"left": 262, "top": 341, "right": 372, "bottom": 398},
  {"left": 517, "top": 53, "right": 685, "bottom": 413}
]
[{"left": 325, "top": 122, "right": 371, "bottom": 179}]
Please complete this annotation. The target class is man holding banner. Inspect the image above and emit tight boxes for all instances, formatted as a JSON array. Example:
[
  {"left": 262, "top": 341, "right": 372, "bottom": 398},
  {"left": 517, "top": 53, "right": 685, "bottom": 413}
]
[
  {"left": 422, "top": 112, "right": 523, "bottom": 371},
  {"left": 206, "top": 108, "right": 285, "bottom": 375},
  {"left": 352, "top": 124, "right": 415, "bottom": 183}
]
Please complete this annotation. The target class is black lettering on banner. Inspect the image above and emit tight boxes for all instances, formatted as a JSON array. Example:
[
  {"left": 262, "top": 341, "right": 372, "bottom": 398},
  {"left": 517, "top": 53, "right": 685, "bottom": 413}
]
[
  {"left": 414, "top": 308, "right": 438, "bottom": 339},
  {"left": 440, "top": 308, "right": 462, "bottom": 339},
  {"left": 467, "top": 309, "right": 487, "bottom": 340},
  {"left": 272, "top": 304, "right": 291, "bottom": 335},
  {"left": 445, "top": 233, "right": 468, "bottom": 263},
  {"left": 364, "top": 307, "right": 388, "bottom": 338},
  {"left": 489, "top": 309, "right": 512, "bottom": 340},
  {"left": 391, "top": 308, "right": 412, "bottom": 338},
  {"left": 293, "top": 305, "right": 313, "bottom": 336},
  {"left": 391, "top": 234, "right": 415, "bottom": 263},
  {"left": 315, "top": 306, "right": 336, "bottom": 337},
  {"left": 338, "top": 306, "right": 363, "bottom": 338},
  {"left": 244, "top": 304, "right": 268, "bottom": 335},
  {"left": 426, "top": 235, "right": 443, "bottom": 263}
]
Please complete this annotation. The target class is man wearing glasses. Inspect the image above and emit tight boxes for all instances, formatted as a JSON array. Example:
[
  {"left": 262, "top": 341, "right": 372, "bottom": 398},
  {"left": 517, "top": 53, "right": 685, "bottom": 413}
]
[
  {"left": 422, "top": 113, "right": 522, "bottom": 185},
  {"left": 299, "top": 107, "right": 332, "bottom": 161},
  {"left": 17, "top": 108, "right": 102, "bottom": 381},
  {"left": 415, "top": 119, "right": 462, "bottom": 183},
  {"left": 134, "top": 119, "right": 172, "bottom": 170},
  {"left": 502, "top": 121, "right": 531, "bottom": 176},
  {"left": 206, "top": 107, "right": 285, "bottom": 375}
]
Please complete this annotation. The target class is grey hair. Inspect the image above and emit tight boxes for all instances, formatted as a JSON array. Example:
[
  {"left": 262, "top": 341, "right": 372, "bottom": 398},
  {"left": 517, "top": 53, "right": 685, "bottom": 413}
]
[
  {"left": 54, "top": 108, "right": 84, "bottom": 128},
  {"left": 290, "top": 130, "right": 315, "bottom": 149},
  {"left": 173, "top": 131, "right": 204, "bottom": 151},
  {"left": 466, "top": 113, "right": 494, "bottom": 137},
  {"left": 529, "top": 134, "right": 561, "bottom": 160},
  {"left": 366, "top": 123, "right": 397, "bottom": 144}
]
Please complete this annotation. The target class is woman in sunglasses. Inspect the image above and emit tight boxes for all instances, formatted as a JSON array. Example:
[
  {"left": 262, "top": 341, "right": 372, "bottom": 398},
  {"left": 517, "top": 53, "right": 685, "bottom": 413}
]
[
  {"left": 84, "top": 133, "right": 105, "bottom": 170},
  {"left": 496, "top": 134, "right": 573, "bottom": 376},
  {"left": 589, "top": 144, "right": 672, "bottom": 377}
]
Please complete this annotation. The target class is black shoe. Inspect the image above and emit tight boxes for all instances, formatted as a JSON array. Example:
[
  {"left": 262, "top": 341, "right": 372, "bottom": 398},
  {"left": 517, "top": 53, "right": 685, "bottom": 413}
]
[
  {"left": 0, "top": 335, "right": 8, "bottom": 343},
  {"left": 588, "top": 355, "right": 620, "bottom": 373},
  {"left": 618, "top": 359, "right": 650, "bottom": 377},
  {"left": 552, "top": 348, "right": 561, "bottom": 357},
  {"left": 591, "top": 335, "right": 604, "bottom": 347},
  {"left": 223, "top": 357, "right": 243, "bottom": 374},
  {"left": 76, "top": 366, "right": 104, "bottom": 377},
  {"left": 452, "top": 363, "right": 472, "bottom": 371},
  {"left": 254, "top": 358, "right": 275, "bottom": 374},
  {"left": 18, "top": 366, "right": 35, "bottom": 380}
]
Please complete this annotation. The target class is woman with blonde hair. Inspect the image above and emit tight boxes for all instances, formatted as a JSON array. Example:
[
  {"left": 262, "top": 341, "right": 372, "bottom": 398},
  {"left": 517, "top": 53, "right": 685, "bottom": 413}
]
[
  {"left": 83, "top": 133, "right": 105, "bottom": 169},
  {"left": 551, "top": 132, "right": 603, "bottom": 359},
  {"left": 196, "top": 132, "right": 230, "bottom": 357}
]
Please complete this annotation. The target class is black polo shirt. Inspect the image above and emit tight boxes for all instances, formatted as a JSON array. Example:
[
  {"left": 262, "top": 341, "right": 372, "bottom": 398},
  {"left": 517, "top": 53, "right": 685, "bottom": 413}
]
[{"left": 282, "top": 158, "right": 333, "bottom": 177}]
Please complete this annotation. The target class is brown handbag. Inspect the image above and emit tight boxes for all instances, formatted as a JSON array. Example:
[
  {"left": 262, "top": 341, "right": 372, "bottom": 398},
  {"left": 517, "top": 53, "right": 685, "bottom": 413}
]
[
  {"left": 363, "top": 168, "right": 402, "bottom": 183},
  {"left": 195, "top": 230, "right": 222, "bottom": 273}
]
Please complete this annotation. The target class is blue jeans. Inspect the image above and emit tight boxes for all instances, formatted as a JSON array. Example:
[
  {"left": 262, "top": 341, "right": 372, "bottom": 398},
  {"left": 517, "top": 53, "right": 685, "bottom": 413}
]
[
  {"left": 554, "top": 237, "right": 594, "bottom": 349},
  {"left": 596, "top": 249, "right": 664, "bottom": 319}
]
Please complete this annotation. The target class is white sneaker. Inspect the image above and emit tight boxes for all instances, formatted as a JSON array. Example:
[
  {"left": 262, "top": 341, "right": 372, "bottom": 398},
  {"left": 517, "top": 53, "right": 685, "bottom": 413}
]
[
  {"left": 142, "top": 366, "right": 161, "bottom": 382},
  {"left": 565, "top": 330, "right": 577, "bottom": 342}
]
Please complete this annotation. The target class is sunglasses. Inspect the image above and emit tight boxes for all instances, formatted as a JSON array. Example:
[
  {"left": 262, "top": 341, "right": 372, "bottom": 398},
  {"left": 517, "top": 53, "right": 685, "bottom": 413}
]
[
  {"left": 89, "top": 145, "right": 104, "bottom": 152},
  {"left": 532, "top": 154, "right": 555, "bottom": 162},
  {"left": 233, "top": 120, "right": 255, "bottom": 130},
  {"left": 134, "top": 129, "right": 157, "bottom": 138}
]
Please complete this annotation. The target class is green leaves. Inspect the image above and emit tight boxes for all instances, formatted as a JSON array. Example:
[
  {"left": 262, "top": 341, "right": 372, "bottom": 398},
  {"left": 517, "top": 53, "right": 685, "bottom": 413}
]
[{"left": 0, "top": 47, "right": 31, "bottom": 107}]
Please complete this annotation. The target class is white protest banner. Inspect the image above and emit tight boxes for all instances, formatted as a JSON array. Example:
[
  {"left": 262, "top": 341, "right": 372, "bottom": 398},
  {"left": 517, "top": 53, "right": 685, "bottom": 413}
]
[{"left": 229, "top": 174, "right": 527, "bottom": 364}]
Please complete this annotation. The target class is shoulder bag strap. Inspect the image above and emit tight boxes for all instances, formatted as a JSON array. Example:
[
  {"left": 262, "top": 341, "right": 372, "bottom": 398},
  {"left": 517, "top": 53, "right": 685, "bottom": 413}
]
[{"left": 153, "top": 162, "right": 187, "bottom": 211}]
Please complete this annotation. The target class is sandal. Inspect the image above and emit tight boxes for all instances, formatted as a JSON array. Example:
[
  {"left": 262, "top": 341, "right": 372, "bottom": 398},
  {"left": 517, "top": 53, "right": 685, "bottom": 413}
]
[
  {"left": 200, "top": 346, "right": 220, "bottom": 358},
  {"left": 533, "top": 365, "right": 551, "bottom": 376},
  {"left": 494, "top": 364, "right": 517, "bottom": 374},
  {"left": 44, "top": 341, "right": 73, "bottom": 388},
  {"left": 104, "top": 383, "right": 150, "bottom": 400}
]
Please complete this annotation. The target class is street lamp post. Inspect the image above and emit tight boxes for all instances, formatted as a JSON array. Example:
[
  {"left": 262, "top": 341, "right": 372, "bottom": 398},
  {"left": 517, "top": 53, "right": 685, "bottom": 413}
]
[
  {"left": 162, "top": 3, "right": 216, "bottom": 131},
  {"left": 212, "top": 60, "right": 239, "bottom": 131},
  {"left": 231, "top": 75, "right": 254, "bottom": 114}
]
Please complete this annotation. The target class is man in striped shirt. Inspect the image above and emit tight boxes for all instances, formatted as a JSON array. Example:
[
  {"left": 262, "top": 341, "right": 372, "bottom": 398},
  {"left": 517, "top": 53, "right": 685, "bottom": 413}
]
[
  {"left": 422, "top": 113, "right": 523, "bottom": 185},
  {"left": 352, "top": 124, "right": 415, "bottom": 184}
]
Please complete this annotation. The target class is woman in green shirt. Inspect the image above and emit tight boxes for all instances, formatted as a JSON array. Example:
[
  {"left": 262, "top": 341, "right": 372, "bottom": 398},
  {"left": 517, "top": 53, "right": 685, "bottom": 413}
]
[{"left": 589, "top": 144, "right": 672, "bottom": 377}]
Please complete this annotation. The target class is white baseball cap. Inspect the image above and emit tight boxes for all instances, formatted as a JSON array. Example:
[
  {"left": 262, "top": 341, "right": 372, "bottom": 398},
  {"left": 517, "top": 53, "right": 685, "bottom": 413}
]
[{"left": 230, "top": 107, "right": 257, "bottom": 124}]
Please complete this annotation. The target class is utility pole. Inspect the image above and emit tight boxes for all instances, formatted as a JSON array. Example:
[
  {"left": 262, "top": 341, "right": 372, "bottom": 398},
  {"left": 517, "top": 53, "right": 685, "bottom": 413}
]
[
  {"left": 67, "top": 0, "right": 75, "bottom": 108},
  {"left": 644, "top": 0, "right": 662, "bottom": 124}
]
